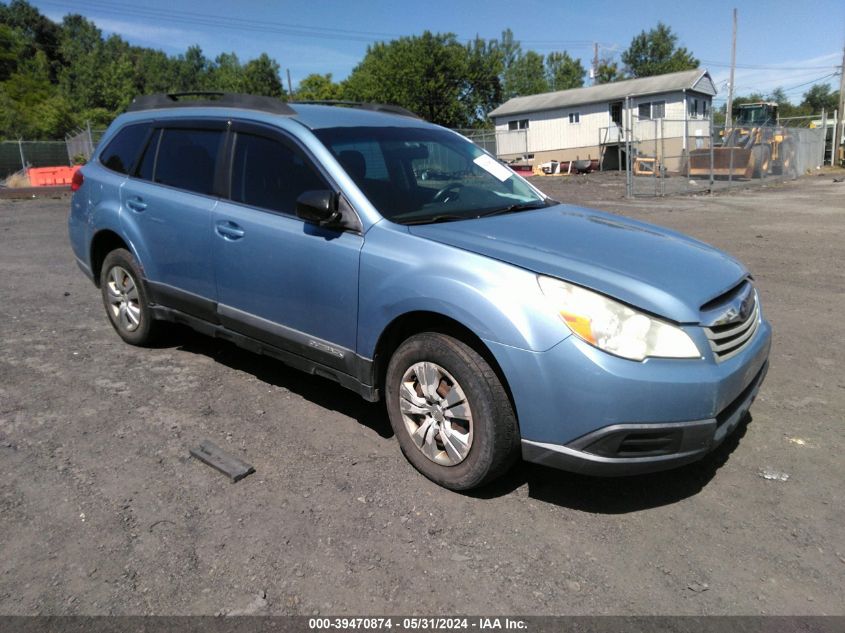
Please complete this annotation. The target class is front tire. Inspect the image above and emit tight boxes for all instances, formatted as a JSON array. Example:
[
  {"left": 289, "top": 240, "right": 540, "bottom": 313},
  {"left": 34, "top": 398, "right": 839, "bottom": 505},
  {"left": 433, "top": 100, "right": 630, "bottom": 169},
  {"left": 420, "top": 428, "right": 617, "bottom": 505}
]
[
  {"left": 385, "top": 333, "right": 519, "bottom": 490},
  {"left": 100, "top": 248, "right": 158, "bottom": 346}
]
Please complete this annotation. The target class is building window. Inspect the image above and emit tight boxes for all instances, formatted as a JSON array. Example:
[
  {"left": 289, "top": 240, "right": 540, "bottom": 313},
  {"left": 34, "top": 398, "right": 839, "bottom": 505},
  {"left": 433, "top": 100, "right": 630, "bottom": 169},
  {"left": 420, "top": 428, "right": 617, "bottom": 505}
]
[
  {"left": 508, "top": 119, "right": 529, "bottom": 131},
  {"left": 702, "top": 100, "right": 709, "bottom": 118},
  {"left": 652, "top": 101, "right": 665, "bottom": 119},
  {"left": 689, "top": 98, "right": 699, "bottom": 118},
  {"left": 569, "top": 112, "right": 580, "bottom": 124},
  {"left": 639, "top": 101, "right": 665, "bottom": 120}
]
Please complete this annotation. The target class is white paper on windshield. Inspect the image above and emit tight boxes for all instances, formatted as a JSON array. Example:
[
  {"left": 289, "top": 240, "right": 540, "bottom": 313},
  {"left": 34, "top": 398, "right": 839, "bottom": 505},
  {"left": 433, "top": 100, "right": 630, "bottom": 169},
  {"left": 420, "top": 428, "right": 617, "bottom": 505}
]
[{"left": 473, "top": 154, "right": 513, "bottom": 182}]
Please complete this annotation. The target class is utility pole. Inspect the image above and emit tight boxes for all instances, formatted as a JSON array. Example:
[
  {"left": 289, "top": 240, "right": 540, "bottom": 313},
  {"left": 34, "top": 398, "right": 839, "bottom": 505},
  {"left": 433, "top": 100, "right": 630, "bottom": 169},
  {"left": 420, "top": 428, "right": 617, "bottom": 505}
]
[
  {"left": 725, "top": 8, "right": 737, "bottom": 128},
  {"left": 286, "top": 68, "right": 294, "bottom": 99},
  {"left": 834, "top": 44, "right": 845, "bottom": 168},
  {"left": 592, "top": 43, "right": 599, "bottom": 86}
]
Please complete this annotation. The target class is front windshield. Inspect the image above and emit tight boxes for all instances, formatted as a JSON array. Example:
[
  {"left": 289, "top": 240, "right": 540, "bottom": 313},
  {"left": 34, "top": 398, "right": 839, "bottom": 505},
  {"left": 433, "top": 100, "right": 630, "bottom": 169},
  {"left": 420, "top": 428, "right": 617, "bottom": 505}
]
[
  {"left": 313, "top": 125, "right": 548, "bottom": 225},
  {"left": 737, "top": 106, "right": 774, "bottom": 127}
]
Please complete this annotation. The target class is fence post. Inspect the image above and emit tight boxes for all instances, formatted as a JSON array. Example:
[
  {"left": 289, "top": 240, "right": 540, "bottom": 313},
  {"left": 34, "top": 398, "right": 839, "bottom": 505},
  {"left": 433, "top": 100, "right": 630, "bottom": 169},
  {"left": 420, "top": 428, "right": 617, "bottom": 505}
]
[
  {"left": 820, "top": 109, "right": 827, "bottom": 166},
  {"left": 728, "top": 137, "right": 735, "bottom": 185},
  {"left": 18, "top": 139, "right": 25, "bottom": 172},
  {"left": 86, "top": 121, "right": 94, "bottom": 159},
  {"left": 653, "top": 118, "right": 658, "bottom": 197},
  {"left": 624, "top": 96, "right": 632, "bottom": 197},
  {"left": 65, "top": 131, "right": 73, "bottom": 165},
  {"left": 709, "top": 122, "right": 715, "bottom": 191},
  {"left": 660, "top": 118, "right": 665, "bottom": 196}
]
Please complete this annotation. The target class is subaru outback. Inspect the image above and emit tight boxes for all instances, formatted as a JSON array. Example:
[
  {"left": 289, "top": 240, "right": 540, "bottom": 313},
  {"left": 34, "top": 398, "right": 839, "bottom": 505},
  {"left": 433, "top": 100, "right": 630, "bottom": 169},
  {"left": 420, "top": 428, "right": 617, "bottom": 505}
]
[{"left": 68, "top": 93, "right": 771, "bottom": 490}]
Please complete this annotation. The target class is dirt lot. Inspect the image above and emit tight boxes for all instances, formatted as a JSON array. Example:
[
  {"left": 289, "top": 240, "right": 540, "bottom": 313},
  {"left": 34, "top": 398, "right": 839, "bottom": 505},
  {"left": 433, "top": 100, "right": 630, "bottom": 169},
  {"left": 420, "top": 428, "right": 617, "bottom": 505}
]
[{"left": 0, "top": 174, "right": 843, "bottom": 616}]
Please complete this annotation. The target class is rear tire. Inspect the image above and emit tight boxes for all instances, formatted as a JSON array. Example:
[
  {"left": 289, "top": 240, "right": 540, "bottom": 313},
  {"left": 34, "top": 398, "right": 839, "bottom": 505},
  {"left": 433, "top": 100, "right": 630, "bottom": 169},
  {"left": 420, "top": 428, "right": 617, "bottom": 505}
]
[
  {"left": 100, "top": 248, "right": 158, "bottom": 346},
  {"left": 385, "top": 333, "right": 519, "bottom": 490}
]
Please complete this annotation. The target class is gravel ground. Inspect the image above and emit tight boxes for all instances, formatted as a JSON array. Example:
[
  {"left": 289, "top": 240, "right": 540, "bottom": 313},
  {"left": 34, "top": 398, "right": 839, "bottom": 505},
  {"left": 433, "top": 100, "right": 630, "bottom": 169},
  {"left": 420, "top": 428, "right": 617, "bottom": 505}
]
[{"left": 0, "top": 173, "right": 843, "bottom": 616}]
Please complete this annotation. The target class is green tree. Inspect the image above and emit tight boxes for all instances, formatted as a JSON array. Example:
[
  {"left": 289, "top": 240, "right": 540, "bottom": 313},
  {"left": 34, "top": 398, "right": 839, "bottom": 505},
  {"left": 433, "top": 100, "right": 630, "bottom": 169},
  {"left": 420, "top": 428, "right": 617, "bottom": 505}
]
[
  {"left": 497, "top": 28, "right": 521, "bottom": 73},
  {"left": 621, "top": 22, "right": 698, "bottom": 78},
  {"left": 595, "top": 56, "right": 623, "bottom": 84},
  {"left": 765, "top": 87, "right": 799, "bottom": 118},
  {"left": 132, "top": 47, "right": 178, "bottom": 94},
  {"left": 0, "top": 50, "right": 73, "bottom": 138},
  {"left": 545, "top": 51, "right": 584, "bottom": 91},
  {"left": 295, "top": 73, "right": 343, "bottom": 101},
  {"left": 504, "top": 50, "right": 547, "bottom": 98},
  {"left": 801, "top": 83, "right": 839, "bottom": 114},
  {"left": 208, "top": 52, "right": 244, "bottom": 92},
  {"left": 173, "top": 45, "right": 209, "bottom": 92},
  {"left": 57, "top": 14, "right": 104, "bottom": 112},
  {"left": 464, "top": 36, "right": 503, "bottom": 125},
  {"left": 0, "top": 0, "right": 62, "bottom": 75},
  {"left": 344, "top": 31, "right": 500, "bottom": 127},
  {"left": 0, "top": 23, "right": 23, "bottom": 80},
  {"left": 97, "top": 35, "right": 136, "bottom": 112},
  {"left": 242, "top": 53, "right": 284, "bottom": 97}
]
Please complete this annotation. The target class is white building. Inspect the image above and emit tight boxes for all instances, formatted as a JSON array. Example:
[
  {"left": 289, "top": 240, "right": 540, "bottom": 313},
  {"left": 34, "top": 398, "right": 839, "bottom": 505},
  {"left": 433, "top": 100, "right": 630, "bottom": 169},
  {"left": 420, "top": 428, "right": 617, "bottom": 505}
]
[{"left": 488, "top": 68, "right": 717, "bottom": 171}]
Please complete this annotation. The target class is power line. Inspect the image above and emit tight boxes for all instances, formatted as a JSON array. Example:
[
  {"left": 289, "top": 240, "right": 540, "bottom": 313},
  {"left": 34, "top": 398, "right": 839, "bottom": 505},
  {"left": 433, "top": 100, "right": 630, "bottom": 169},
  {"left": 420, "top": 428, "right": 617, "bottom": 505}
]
[
  {"left": 37, "top": 0, "right": 607, "bottom": 51},
  {"left": 731, "top": 72, "right": 839, "bottom": 96},
  {"left": 701, "top": 59, "right": 839, "bottom": 71},
  {"left": 38, "top": 0, "right": 406, "bottom": 41}
]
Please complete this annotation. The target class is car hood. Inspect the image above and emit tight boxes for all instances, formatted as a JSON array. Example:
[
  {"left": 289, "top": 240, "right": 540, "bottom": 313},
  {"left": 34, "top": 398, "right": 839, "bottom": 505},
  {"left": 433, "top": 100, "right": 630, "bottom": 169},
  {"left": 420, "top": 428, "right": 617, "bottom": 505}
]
[{"left": 408, "top": 204, "right": 748, "bottom": 323}]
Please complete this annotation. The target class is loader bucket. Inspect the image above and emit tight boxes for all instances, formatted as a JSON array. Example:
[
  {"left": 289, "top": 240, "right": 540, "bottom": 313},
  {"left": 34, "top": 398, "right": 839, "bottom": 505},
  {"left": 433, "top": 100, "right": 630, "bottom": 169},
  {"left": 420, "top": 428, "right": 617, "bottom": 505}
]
[{"left": 689, "top": 148, "right": 753, "bottom": 179}]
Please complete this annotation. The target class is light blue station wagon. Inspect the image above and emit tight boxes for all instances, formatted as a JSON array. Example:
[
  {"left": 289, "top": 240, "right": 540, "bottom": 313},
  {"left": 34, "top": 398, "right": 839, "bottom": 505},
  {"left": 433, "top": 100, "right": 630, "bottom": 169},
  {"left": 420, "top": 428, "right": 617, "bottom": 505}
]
[{"left": 68, "top": 93, "right": 771, "bottom": 490}]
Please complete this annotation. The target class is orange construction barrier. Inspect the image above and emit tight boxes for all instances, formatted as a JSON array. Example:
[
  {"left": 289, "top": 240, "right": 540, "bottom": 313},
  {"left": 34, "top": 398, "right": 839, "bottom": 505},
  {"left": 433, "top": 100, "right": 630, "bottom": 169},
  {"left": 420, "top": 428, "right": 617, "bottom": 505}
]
[{"left": 27, "top": 165, "right": 81, "bottom": 187}]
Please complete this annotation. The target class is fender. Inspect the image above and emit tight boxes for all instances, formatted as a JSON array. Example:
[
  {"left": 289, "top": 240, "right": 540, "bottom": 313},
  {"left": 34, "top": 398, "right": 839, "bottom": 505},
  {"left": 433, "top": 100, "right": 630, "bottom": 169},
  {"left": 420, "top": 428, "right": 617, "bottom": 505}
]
[
  {"left": 77, "top": 164, "right": 134, "bottom": 279},
  {"left": 357, "top": 221, "right": 571, "bottom": 359}
]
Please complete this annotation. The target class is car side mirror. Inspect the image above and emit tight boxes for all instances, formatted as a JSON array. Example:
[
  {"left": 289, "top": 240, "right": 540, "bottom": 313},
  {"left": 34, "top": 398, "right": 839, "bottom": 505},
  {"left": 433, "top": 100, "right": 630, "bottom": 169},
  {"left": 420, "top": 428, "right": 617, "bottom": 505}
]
[{"left": 296, "top": 190, "right": 340, "bottom": 227}]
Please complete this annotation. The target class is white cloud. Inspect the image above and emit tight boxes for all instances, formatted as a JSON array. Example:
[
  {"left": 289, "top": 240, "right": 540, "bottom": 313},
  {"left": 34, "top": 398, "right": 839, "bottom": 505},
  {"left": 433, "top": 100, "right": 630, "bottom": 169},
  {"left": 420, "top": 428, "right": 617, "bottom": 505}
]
[{"left": 90, "top": 17, "right": 198, "bottom": 51}]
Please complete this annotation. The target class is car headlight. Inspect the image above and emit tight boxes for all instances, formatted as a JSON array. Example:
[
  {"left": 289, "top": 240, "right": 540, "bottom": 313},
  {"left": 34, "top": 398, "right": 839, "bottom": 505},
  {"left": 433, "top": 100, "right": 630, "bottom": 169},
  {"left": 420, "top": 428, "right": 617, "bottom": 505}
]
[{"left": 538, "top": 276, "right": 700, "bottom": 361}]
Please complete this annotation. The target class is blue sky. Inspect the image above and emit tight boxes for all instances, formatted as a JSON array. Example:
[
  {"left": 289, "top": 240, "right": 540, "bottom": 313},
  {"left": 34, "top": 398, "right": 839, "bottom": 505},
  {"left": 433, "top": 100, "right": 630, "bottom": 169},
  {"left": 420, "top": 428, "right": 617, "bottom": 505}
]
[{"left": 33, "top": 0, "right": 845, "bottom": 105}]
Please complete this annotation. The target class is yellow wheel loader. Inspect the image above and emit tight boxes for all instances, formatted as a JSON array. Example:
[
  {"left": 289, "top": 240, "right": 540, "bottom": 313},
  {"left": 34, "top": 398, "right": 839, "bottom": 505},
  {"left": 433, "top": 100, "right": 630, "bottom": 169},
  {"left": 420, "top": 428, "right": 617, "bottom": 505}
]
[{"left": 689, "top": 102, "right": 797, "bottom": 179}]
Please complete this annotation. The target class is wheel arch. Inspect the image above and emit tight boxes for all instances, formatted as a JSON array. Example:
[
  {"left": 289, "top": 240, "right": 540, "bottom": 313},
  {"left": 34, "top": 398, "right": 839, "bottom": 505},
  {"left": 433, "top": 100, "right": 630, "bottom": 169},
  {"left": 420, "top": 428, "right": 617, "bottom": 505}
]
[
  {"left": 89, "top": 230, "right": 131, "bottom": 287},
  {"left": 372, "top": 310, "right": 518, "bottom": 425}
]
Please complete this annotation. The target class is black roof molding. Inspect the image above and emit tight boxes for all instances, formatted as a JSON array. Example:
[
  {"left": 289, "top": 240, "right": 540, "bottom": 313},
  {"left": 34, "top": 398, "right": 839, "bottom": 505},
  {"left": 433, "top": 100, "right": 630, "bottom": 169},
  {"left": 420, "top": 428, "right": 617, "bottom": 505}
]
[
  {"left": 290, "top": 100, "right": 420, "bottom": 119},
  {"left": 127, "top": 92, "right": 296, "bottom": 115}
]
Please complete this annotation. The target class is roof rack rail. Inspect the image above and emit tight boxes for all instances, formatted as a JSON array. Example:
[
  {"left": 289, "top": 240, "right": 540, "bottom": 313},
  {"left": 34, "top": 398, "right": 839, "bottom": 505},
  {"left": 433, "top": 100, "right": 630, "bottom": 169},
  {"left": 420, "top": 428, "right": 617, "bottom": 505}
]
[
  {"left": 127, "top": 92, "right": 295, "bottom": 115},
  {"left": 290, "top": 100, "right": 420, "bottom": 119}
]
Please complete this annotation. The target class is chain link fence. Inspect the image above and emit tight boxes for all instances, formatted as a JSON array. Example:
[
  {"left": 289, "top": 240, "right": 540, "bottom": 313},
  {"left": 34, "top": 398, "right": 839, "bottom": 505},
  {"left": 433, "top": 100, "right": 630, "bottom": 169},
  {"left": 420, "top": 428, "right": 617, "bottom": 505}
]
[
  {"left": 454, "top": 129, "right": 497, "bottom": 155},
  {"left": 65, "top": 125, "right": 96, "bottom": 165},
  {"left": 1, "top": 127, "right": 108, "bottom": 183},
  {"left": 625, "top": 117, "right": 825, "bottom": 197},
  {"left": 0, "top": 141, "right": 69, "bottom": 180}
]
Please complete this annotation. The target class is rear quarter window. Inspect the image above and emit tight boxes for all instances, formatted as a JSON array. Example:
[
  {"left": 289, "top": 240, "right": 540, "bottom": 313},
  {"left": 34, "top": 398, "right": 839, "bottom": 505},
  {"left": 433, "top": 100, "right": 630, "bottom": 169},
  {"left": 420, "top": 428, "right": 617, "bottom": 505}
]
[{"left": 99, "top": 123, "right": 151, "bottom": 174}]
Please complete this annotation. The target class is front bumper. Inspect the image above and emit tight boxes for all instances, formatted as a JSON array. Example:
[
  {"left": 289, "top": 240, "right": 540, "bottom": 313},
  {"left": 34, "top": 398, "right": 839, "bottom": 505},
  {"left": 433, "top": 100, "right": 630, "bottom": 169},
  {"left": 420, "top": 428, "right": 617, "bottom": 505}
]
[
  {"left": 485, "top": 317, "right": 771, "bottom": 476},
  {"left": 521, "top": 361, "right": 768, "bottom": 476}
]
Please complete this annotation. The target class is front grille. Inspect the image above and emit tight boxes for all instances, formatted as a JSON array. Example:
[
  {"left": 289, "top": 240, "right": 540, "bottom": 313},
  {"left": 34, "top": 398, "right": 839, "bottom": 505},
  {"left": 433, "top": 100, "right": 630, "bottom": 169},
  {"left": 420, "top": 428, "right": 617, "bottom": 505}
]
[{"left": 703, "top": 292, "right": 760, "bottom": 362}]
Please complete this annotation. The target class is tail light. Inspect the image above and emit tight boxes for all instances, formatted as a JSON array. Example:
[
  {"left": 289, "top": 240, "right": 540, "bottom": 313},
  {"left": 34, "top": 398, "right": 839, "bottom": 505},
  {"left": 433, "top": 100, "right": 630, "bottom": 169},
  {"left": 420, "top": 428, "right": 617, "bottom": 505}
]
[{"left": 71, "top": 169, "right": 84, "bottom": 192}]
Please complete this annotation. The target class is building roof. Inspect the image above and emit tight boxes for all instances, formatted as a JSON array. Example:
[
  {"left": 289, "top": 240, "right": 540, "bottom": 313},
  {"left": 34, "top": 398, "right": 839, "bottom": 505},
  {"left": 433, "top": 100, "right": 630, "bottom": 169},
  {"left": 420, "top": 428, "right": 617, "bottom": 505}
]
[{"left": 489, "top": 69, "right": 715, "bottom": 118}]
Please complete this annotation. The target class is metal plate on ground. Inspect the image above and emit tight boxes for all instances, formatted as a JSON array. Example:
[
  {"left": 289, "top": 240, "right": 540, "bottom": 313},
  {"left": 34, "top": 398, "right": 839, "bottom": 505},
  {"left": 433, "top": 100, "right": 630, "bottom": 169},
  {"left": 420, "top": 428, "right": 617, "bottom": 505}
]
[{"left": 190, "top": 440, "right": 255, "bottom": 482}]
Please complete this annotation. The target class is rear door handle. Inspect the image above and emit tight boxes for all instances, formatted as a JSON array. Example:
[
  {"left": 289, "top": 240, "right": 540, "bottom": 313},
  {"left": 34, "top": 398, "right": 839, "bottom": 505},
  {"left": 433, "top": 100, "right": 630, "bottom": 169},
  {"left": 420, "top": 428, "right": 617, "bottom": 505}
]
[
  {"left": 215, "top": 220, "right": 245, "bottom": 241},
  {"left": 126, "top": 197, "right": 147, "bottom": 212}
]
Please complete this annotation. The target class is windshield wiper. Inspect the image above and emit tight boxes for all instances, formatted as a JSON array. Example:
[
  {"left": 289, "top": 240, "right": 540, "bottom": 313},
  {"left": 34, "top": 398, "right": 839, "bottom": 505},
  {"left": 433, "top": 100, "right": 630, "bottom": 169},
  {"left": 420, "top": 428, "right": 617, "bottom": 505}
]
[
  {"left": 402, "top": 214, "right": 469, "bottom": 225},
  {"left": 478, "top": 200, "right": 551, "bottom": 218}
]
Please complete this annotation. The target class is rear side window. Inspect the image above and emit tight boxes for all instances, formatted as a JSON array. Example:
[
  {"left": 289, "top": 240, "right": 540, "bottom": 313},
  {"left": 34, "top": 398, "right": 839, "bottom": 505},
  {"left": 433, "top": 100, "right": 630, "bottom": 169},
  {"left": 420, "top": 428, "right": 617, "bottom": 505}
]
[
  {"left": 100, "top": 123, "right": 150, "bottom": 174},
  {"left": 230, "top": 132, "right": 327, "bottom": 214},
  {"left": 154, "top": 128, "right": 224, "bottom": 196}
]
